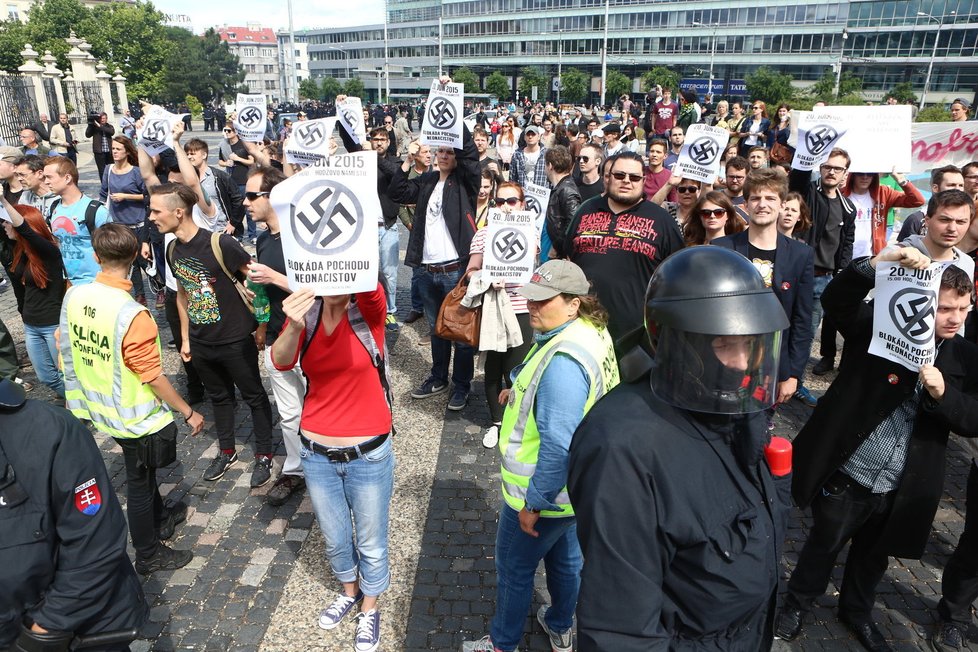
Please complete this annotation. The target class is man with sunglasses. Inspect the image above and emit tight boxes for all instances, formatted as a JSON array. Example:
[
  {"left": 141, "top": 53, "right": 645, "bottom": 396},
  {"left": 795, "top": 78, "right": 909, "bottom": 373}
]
[
  {"left": 566, "top": 151, "right": 683, "bottom": 349},
  {"left": 789, "top": 147, "right": 857, "bottom": 376},
  {"left": 575, "top": 144, "right": 604, "bottom": 203}
]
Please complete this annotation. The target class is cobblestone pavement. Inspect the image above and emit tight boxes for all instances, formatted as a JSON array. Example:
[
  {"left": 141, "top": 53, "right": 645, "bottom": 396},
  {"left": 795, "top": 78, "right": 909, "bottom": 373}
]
[{"left": 1, "top": 124, "right": 974, "bottom": 651}]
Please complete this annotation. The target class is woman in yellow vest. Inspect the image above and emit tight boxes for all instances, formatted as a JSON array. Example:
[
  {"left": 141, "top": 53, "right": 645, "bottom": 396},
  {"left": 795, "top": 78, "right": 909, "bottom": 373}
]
[{"left": 467, "top": 259, "right": 619, "bottom": 652}]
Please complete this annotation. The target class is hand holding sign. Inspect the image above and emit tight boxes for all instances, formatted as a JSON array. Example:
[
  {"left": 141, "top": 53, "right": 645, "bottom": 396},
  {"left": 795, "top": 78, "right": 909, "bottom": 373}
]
[
  {"left": 919, "top": 364, "right": 946, "bottom": 401},
  {"left": 674, "top": 124, "right": 729, "bottom": 184},
  {"left": 234, "top": 94, "right": 267, "bottom": 142},
  {"left": 421, "top": 78, "right": 464, "bottom": 150},
  {"left": 868, "top": 257, "right": 943, "bottom": 371},
  {"left": 282, "top": 288, "right": 317, "bottom": 332},
  {"left": 871, "top": 244, "right": 931, "bottom": 270}
]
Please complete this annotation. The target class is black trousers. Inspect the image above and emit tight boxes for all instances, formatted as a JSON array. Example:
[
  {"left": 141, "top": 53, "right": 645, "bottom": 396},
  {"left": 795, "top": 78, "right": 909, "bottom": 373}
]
[
  {"left": 0, "top": 316, "right": 18, "bottom": 380},
  {"left": 190, "top": 336, "right": 273, "bottom": 455},
  {"left": 114, "top": 427, "right": 171, "bottom": 560},
  {"left": 163, "top": 290, "right": 203, "bottom": 401},
  {"left": 484, "top": 313, "right": 533, "bottom": 424},
  {"left": 785, "top": 471, "right": 895, "bottom": 623},
  {"left": 939, "top": 461, "right": 978, "bottom": 628},
  {"left": 93, "top": 151, "right": 112, "bottom": 181}
]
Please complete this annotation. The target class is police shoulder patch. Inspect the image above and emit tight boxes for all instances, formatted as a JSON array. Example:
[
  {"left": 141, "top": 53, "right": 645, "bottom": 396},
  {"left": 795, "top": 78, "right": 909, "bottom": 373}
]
[{"left": 73, "top": 478, "right": 102, "bottom": 516}]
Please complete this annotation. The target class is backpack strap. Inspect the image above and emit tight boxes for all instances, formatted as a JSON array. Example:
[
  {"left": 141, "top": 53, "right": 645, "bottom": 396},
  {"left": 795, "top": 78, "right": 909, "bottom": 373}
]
[
  {"left": 84, "top": 199, "right": 102, "bottom": 236},
  {"left": 208, "top": 232, "right": 240, "bottom": 286}
]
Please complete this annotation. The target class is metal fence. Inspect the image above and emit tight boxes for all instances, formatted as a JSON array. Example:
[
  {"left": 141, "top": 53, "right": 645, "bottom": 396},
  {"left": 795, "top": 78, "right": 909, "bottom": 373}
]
[
  {"left": 63, "top": 80, "right": 103, "bottom": 122},
  {"left": 42, "top": 78, "right": 59, "bottom": 119},
  {"left": 0, "top": 75, "right": 39, "bottom": 145}
]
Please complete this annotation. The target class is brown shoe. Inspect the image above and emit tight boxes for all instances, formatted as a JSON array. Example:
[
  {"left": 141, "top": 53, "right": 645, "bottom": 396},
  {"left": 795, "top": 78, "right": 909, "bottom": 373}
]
[{"left": 266, "top": 474, "right": 305, "bottom": 506}]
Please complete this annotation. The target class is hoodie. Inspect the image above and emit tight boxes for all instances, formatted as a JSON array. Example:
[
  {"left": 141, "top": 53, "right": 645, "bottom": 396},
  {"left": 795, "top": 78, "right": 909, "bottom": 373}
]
[
  {"left": 898, "top": 234, "right": 975, "bottom": 280},
  {"left": 843, "top": 174, "right": 924, "bottom": 256}
]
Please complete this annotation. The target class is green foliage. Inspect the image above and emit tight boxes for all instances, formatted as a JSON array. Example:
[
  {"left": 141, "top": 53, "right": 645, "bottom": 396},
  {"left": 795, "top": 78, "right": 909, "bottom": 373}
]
[
  {"left": 604, "top": 69, "right": 632, "bottom": 103},
  {"left": 916, "top": 106, "right": 951, "bottom": 122},
  {"left": 451, "top": 66, "right": 479, "bottom": 93},
  {"left": 484, "top": 71, "right": 510, "bottom": 101},
  {"left": 0, "top": 20, "right": 29, "bottom": 72},
  {"left": 887, "top": 81, "right": 917, "bottom": 104},
  {"left": 320, "top": 77, "right": 342, "bottom": 102},
  {"left": 559, "top": 67, "right": 589, "bottom": 104},
  {"left": 834, "top": 93, "right": 866, "bottom": 106},
  {"left": 745, "top": 67, "right": 796, "bottom": 107},
  {"left": 807, "top": 69, "right": 863, "bottom": 104},
  {"left": 184, "top": 94, "right": 203, "bottom": 118},
  {"left": 343, "top": 77, "right": 365, "bottom": 98},
  {"left": 161, "top": 28, "right": 243, "bottom": 104},
  {"left": 641, "top": 66, "right": 680, "bottom": 94},
  {"left": 517, "top": 66, "right": 547, "bottom": 99},
  {"left": 298, "top": 77, "right": 321, "bottom": 100}
]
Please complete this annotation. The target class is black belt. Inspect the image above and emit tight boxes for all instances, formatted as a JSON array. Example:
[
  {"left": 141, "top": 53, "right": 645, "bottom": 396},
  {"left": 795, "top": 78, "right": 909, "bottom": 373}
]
[
  {"left": 300, "top": 433, "right": 388, "bottom": 463},
  {"left": 814, "top": 268, "right": 834, "bottom": 277},
  {"left": 423, "top": 260, "right": 462, "bottom": 274}
]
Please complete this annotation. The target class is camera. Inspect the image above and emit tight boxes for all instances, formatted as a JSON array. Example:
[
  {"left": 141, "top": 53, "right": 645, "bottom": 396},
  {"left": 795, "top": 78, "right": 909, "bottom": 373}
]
[{"left": 88, "top": 112, "right": 101, "bottom": 123}]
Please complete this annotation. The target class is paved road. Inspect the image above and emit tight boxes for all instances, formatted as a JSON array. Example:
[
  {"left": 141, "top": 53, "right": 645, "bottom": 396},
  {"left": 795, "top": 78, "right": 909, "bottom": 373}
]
[{"left": 2, "top": 122, "right": 974, "bottom": 650}]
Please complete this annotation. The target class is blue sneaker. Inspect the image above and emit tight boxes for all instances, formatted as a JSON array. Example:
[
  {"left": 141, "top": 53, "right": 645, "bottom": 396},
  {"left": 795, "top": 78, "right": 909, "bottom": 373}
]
[
  {"left": 411, "top": 377, "right": 448, "bottom": 399},
  {"left": 317, "top": 591, "right": 362, "bottom": 630},
  {"left": 354, "top": 609, "right": 381, "bottom": 652},
  {"left": 447, "top": 389, "right": 468, "bottom": 411},
  {"left": 794, "top": 385, "right": 818, "bottom": 407}
]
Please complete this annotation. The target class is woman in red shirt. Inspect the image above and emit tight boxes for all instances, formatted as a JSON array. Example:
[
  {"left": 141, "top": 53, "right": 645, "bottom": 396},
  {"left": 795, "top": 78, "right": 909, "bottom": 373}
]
[{"left": 271, "top": 282, "right": 392, "bottom": 652}]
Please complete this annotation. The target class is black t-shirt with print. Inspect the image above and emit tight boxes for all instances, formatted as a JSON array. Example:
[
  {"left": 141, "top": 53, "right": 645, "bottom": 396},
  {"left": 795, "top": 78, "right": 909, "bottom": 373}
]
[
  {"left": 229, "top": 139, "right": 250, "bottom": 185},
  {"left": 256, "top": 230, "right": 288, "bottom": 346},
  {"left": 748, "top": 243, "right": 777, "bottom": 288},
  {"left": 171, "top": 229, "right": 255, "bottom": 345}
]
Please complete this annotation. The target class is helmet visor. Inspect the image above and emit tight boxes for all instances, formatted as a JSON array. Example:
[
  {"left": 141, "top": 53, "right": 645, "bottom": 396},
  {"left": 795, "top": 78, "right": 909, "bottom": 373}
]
[{"left": 650, "top": 326, "right": 782, "bottom": 414}]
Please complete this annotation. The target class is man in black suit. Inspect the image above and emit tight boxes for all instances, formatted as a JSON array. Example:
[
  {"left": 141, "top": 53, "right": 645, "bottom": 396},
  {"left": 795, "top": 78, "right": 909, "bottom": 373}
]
[
  {"left": 714, "top": 167, "right": 815, "bottom": 407},
  {"left": 775, "top": 244, "right": 978, "bottom": 652}
]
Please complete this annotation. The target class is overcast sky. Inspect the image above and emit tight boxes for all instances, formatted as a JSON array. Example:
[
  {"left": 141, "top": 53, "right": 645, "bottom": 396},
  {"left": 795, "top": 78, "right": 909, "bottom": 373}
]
[{"left": 152, "top": 0, "right": 386, "bottom": 33}]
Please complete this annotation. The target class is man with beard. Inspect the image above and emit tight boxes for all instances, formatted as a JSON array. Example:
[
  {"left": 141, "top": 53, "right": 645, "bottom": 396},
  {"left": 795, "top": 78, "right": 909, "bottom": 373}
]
[{"left": 723, "top": 156, "right": 750, "bottom": 222}]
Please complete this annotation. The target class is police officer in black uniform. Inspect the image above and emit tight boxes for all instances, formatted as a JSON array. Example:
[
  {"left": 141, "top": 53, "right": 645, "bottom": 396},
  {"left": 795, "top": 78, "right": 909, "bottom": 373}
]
[
  {"left": 568, "top": 246, "right": 792, "bottom": 651},
  {"left": 0, "top": 379, "right": 148, "bottom": 652}
]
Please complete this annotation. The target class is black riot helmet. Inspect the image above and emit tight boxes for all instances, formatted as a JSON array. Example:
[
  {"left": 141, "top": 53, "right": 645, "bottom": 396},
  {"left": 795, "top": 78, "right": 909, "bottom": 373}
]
[{"left": 645, "top": 247, "right": 789, "bottom": 414}]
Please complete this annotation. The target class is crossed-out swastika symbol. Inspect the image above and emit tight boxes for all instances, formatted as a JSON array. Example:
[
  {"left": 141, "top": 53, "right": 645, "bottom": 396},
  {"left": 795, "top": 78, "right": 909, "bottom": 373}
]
[
  {"left": 295, "top": 123, "right": 325, "bottom": 148},
  {"left": 238, "top": 106, "right": 263, "bottom": 128},
  {"left": 428, "top": 98, "right": 457, "bottom": 130},
  {"left": 290, "top": 181, "right": 363, "bottom": 256},
  {"left": 144, "top": 120, "right": 168, "bottom": 141},
  {"left": 806, "top": 125, "right": 839, "bottom": 156},
  {"left": 492, "top": 229, "right": 528, "bottom": 263},
  {"left": 689, "top": 137, "right": 719, "bottom": 165},
  {"left": 525, "top": 197, "right": 542, "bottom": 215},
  {"left": 889, "top": 287, "right": 937, "bottom": 345}
]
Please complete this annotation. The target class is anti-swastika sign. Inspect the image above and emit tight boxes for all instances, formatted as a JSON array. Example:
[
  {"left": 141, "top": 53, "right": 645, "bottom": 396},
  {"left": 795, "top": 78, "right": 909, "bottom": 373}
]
[
  {"left": 675, "top": 123, "right": 729, "bottom": 184},
  {"left": 792, "top": 111, "right": 848, "bottom": 171},
  {"left": 233, "top": 93, "right": 267, "bottom": 142},
  {"left": 285, "top": 117, "right": 338, "bottom": 166},
  {"left": 271, "top": 151, "right": 379, "bottom": 296},
  {"left": 806, "top": 125, "right": 839, "bottom": 157},
  {"left": 483, "top": 209, "right": 537, "bottom": 284},
  {"left": 869, "top": 260, "right": 944, "bottom": 371},
  {"left": 137, "top": 106, "right": 186, "bottom": 157},
  {"left": 420, "top": 79, "right": 464, "bottom": 149},
  {"left": 337, "top": 96, "right": 366, "bottom": 146}
]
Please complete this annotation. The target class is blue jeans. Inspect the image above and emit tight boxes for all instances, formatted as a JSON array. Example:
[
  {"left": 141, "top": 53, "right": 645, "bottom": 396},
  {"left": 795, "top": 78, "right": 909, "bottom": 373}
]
[
  {"left": 410, "top": 266, "right": 424, "bottom": 314},
  {"left": 378, "top": 223, "right": 399, "bottom": 314},
  {"left": 416, "top": 266, "right": 474, "bottom": 393},
  {"left": 491, "top": 505, "right": 582, "bottom": 651},
  {"left": 300, "top": 435, "right": 395, "bottom": 596},
  {"left": 24, "top": 323, "right": 64, "bottom": 396}
]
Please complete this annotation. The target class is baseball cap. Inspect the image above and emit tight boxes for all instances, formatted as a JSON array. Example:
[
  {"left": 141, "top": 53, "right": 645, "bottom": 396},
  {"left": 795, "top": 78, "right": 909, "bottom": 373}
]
[
  {"left": 589, "top": 129, "right": 604, "bottom": 140},
  {"left": 298, "top": 111, "right": 307, "bottom": 116},
  {"left": 952, "top": 98, "right": 971, "bottom": 110},
  {"left": 524, "top": 125, "right": 543, "bottom": 136},
  {"left": 0, "top": 146, "right": 22, "bottom": 163},
  {"left": 602, "top": 122, "right": 621, "bottom": 134},
  {"left": 518, "top": 260, "right": 590, "bottom": 301}
]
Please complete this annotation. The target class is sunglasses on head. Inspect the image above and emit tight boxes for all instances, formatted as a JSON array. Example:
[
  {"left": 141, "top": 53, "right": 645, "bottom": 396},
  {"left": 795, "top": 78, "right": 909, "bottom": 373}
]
[
  {"left": 698, "top": 208, "right": 727, "bottom": 218},
  {"left": 611, "top": 171, "right": 643, "bottom": 183},
  {"left": 493, "top": 197, "right": 521, "bottom": 206},
  {"left": 245, "top": 191, "right": 270, "bottom": 201},
  {"left": 677, "top": 186, "right": 699, "bottom": 194}
]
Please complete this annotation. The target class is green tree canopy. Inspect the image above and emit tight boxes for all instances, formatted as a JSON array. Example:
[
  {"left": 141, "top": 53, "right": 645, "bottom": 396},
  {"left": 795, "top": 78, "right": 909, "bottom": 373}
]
[
  {"left": 343, "top": 77, "right": 365, "bottom": 99},
  {"left": 451, "top": 66, "right": 479, "bottom": 92},
  {"left": 916, "top": 106, "right": 951, "bottom": 122},
  {"left": 484, "top": 71, "right": 510, "bottom": 101},
  {"left": 641, "top": 66, "right": 680, "bottom": 94},
  {"left": 559, "top": 67, "right": 589, "bottom": 104},
  {"left": 605, "top": 69, "right": 631, "bottom": 103},
  {"left": 298, "top": 77, "right": 321, "bottom": 100},
  {"left": 745, "top": 67, "right": 796, "bottom": 107},
  {"left": 161, "top": 28, "right": 243, "bottom": 104},
  {"left": 320, "top": 77, "right": 342, "bottom": 102},
  {"left": 886, "top": 81, "right": 917, "bottom": 104},
  {"left": 517, "top": 66, "right": 547, "bottom": 99},
  {"left": 807, "top": 68, "right": 863, "bottom": 104}
]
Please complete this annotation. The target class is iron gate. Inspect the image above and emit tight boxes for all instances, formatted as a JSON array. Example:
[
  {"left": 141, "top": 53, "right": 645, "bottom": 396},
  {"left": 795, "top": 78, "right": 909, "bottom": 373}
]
[
  {"left": 0, "top": 75, "right": 39, "bottom": 145},
  {"left": 42, "top": 77, "right": 59, "bottom": 119},
  {"left": 63, "top": 80, "right": 103, "bottom": 121}
]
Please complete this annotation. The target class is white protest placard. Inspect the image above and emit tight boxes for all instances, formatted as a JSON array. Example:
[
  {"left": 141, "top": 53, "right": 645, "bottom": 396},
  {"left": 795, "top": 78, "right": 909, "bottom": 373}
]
[
  {"left": 0, "top": 203, "right": 10, "bottom": 223},
  {"left": 790, "top": 106, "right": 911, "bottom": 172},
  {"left": 868, "top": 261, "right": 944, "bottom": 371},
  {"left": 523, "top": 181, "right": 551, "bottom": 235},
  {"left": 910, "top": 122, "right": 978, "bottom": 174},
  {"left": 138, "top": 106, "right": 186, "bottom": 156},
  {"left": 270, "top": 151, "right": 379, "bottom": 296},
  {"left": 674, "top": 123, "right": 729, "bottom": 183},
  {"left": 420, "top": 79, "right": 464, "bottom": 149},
  {"left": 285, "top": 118, "right": 338, "bottom": 166},
  {"left": 336, "top": 96, "right": 366, "bottom": 146},
  {"left": 483, "top": 209, "right": 537, "bottom": 284},
  {"left": 233, "top": 94, "right": 267, "bottom": 142},
  {"left": 791, "top": 111, "right": 849, "bottom": 171}
]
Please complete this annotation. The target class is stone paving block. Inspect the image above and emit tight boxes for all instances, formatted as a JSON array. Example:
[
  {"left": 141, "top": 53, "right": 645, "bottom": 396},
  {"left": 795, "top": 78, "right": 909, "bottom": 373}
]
[
  {"left": 285, "top": 528, "right": 309, "bottom": 542},
  {"left": 240, "top": 564, "right": 269, "bottom": 586},
  {"left": 266, "top": 518, "right": 287, "bottom": 535}
]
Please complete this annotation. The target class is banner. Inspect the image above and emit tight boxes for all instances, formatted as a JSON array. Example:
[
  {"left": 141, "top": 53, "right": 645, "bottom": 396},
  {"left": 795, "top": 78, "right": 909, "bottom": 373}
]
[
  {"left": 674, "top": 123, "right": 729, "bottom": 183},
  {"left": 137, "top": 106, "right": 186, "bottom": 156},
  {"left": 269, "top": 151, "right": 379, "bottom": 296},
  {"left": 285, "top": 118, "right": 338, "bottom": 166},
  {"left": 910, "top": 122, "right": 978, "bottom": 174},
  {"left": 233, "top": 94, "right": 267, "bottom": 142},
  {"left": 420, "top": 79, "right": 464, "bottom": 149},
  {"left": 523, "top": 181, "right": 551, "bottom": 234},
  {"left": 482, "top": 209, "right": 537, "bottom": 284},
  {"left": 868, "top": 261, "right": 944, "bottom": 371},
  {"left": 336, "top": 96, "right": 366, "bottom": 147},
  {"left": 790, "top": 106, "right": 910, "bottom": 172},
  {"left": 791, "top": 112, "right": 849, "bottom": 171}
]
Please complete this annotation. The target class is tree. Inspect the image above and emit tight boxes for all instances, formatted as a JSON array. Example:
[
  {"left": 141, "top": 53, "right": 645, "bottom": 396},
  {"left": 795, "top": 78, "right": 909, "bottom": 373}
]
[
  {"left": 343, "top": 77, "right": 365, "bottom": 98},
  {"left": 605, "top": 69, "right": 632, "bottom": 103},
  {"left": 161, "top": 28, "right": 244, "bottom": 104},
  {"left": 886, "top": 81, "right": 917, "bottom": 104},
  {"left": 559, "top": 68, "right": 590, "bottom": 104},
  {"left": 0, "top": 20, "right": 29, "bottom": 72},
  {"left": 451, "top": 66, "right": 479, "bottom": 92},
  {"left": 320, "top": 77, "right": 342, "bottom": 102},
  {"left": 745, "top": 67, "right": 796, "bottom": 106},
  {"left": 807, "top": 68, "right": 863, "bottom": 104},
  {"left": 916, "top": 106, "right": 951, "bottom": 122},
  {"left": 641, "top": 66, "right": 680, "bottom": 94},
  {"left": 484, "top": 71, "right": 510, "bottom": 101},
  {"left": 517, "top": 66, "right": 547, "bottom": 99},
  {"left": 298, "top": 77, "right": 321, "bottom": 100},
  {"left": 184, "top": 94, "right": 203, "bottom": 119}
]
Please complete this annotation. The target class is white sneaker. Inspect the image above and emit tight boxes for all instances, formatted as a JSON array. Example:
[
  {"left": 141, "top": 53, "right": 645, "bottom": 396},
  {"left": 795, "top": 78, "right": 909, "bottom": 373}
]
[{"left": 482, "top": 425, "right": 499, "bottom": 449}]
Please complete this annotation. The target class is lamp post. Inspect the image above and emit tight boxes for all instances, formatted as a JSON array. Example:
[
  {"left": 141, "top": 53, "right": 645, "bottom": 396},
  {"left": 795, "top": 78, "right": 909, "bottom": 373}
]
[
  {"left": 917, "top": 10, "right": 954, "bottom": 108},
  {"left": 833, "top": 28, "right": 849, "bottom": 98},
  {"left": 692, "top": 21, "right": 719, "bottom": 97},
  {"left": 438, "top": 16, "right": 443, "bottom": 77},
  {"left": 600, "top": 0, "right": 609, "bottom": 107},
  {"left": 287, "top": 0, "right": 297, "bottom": 102},
  {"left": 556, "top": 33, "right": 563, "bottom": 106},
  {"left": 328, "top": 46, "right": 349, "bottom": 79}
]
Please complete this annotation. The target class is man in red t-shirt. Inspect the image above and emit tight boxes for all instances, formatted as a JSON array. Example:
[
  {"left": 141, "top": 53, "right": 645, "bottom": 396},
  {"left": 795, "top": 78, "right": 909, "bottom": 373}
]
[{"left": 653, "top": 88, "right": 680, "bottom": 138}]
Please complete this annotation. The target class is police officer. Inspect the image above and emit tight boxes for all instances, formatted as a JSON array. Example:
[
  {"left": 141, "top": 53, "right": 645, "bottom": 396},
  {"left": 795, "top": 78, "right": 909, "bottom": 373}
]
[
  {"left": 0, "top": 378, "right": 148, "bottom": 651},
  {"left": 568, "top": 246, "right": 791, "bottom": 650}
]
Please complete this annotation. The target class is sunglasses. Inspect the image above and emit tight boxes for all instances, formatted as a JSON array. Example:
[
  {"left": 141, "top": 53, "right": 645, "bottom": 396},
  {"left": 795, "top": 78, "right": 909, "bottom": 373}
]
[
  {"left": 752, "top": 106, "right": 762, "bottom": 110},
  {"left": 578, "top": 156, "right": 590, "bottom": 163},
  {"left": 698, "top": 208, "right": 727, "bottom": 218},
  {"left": 223, "top": 129, "right": 234, "bottom": 133},
  {"left": 493, "top": 197, "right": 521, "bottom": 206},
  {"left": 611, "top": 172, "right": 643, "bottom": 183},
  {"left": 245, "top": 191, "right": 270, "bottom": 201},
  {"left": 677, "top": 186, "right": 700, "bottom": 194}
]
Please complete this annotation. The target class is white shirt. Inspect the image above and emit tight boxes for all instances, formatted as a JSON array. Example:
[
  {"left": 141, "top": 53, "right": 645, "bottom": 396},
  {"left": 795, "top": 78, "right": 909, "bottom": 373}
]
[
  {"left": 422, "top": 180, "right": 459, "bottom": 264},
  {"left": 850, "top": 192, "right": 875, "bottom": 259}
]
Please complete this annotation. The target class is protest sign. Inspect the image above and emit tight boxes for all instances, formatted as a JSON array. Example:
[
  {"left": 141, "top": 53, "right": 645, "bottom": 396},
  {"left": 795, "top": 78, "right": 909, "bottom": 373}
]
[
  {"left": 790, "top": 106, "right": 911, "bottom": 172},
  {"left": 336, "top": 96, "right": 366, "bottom": 146},
  {"left": 791, "top": 112, "right": 849, "bottom": 171},
  {"left": 285, "top": 117, "right": 338, "bottom": 165},
  {"left": 482, "top": 209, "right": 537, "bottom": 284},
  {"left": 868, "top": 261, "right": 944, "bottom": 371},
  {"left": 523, "top": 181, "right": 551, "bottom": 234},
  {"left": 233, "top": 94, "right": 267, "bottom": 142},
  {"left": 674, "top": 123, "right": 729, "bottom": 183},
  {"left": 269, "top": 151, "right": 379, "bottom": 296},
  {"left": 910, "top": 122, "right": 978, "bottom": 174},
  {"left": 420, "top": 79, "right": 464, "bottom": 149},
  {"left": 138, "top": 106, "right": 185, "bottom": 156},
  {"left": 0, "top": 203, "right": 9, "bottom": 223}
]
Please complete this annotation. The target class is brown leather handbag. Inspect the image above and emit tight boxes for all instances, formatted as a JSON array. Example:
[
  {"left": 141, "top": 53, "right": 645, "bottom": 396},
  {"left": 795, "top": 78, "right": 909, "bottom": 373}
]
[{"left": 435, "top": 277, "right": 481, "bottom": 348}]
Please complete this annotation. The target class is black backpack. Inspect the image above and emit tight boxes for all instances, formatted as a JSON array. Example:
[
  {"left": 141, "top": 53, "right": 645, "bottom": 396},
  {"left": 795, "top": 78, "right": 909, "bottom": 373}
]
[{"left": 50, "top": 198, "right": 103, "bottom": 236}]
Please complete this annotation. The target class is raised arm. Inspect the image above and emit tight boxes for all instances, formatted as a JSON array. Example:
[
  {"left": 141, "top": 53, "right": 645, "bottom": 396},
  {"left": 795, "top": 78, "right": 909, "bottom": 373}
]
[{"left": 171, "top": 122, "right": 215, "bottom": 217}]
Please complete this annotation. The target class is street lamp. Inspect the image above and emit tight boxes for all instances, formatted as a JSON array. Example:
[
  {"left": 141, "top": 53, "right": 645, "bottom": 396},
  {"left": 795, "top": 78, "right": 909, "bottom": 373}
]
[
  {"left": 691, "top": 21, "right": 719, "bottom": 98},
  {"left": 328, "top": 46, "right": 349, "bottom": 79},
  {"left": 833, "top": 28, "right": 849, "bottom": 98},
  {"left": 600, "top": 0, "right": 609, "bottom": 107},
  {"left": 917, "top": 10, "right": 954, "bottom": 108}
]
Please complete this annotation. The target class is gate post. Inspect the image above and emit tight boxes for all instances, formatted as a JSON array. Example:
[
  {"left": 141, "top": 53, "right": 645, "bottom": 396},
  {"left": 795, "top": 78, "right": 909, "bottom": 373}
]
[
  {"left": 41, "top": 51, "right": 66, "bottom": 117},
  {"left": 18, "top": 43, "right": 47, "bottom": 119},
  {"left": 95, "top": 62, "right": 114, "bottom": 119},
  {"left": 65, "top": 31, "right": 89, "bottom": 81},
  {"left": 112, "top": 69, "right": 128, "bottom": 115}
]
